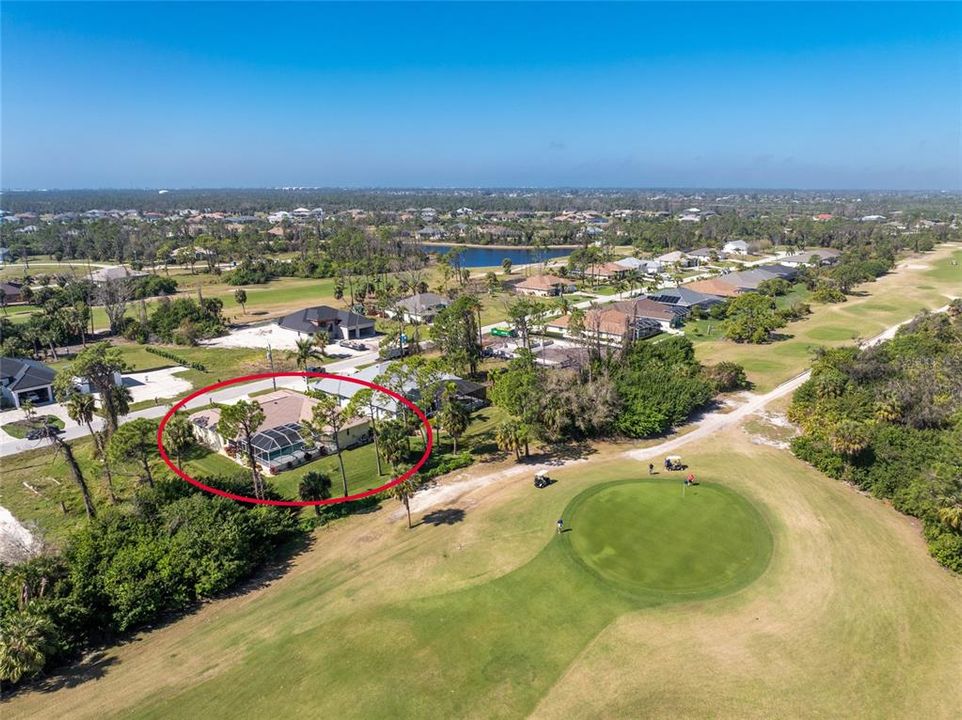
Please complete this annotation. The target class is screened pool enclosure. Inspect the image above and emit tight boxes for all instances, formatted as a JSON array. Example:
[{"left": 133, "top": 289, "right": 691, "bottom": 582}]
[{"left": 243, "top": 423, "right": 309, "bottom": 464}]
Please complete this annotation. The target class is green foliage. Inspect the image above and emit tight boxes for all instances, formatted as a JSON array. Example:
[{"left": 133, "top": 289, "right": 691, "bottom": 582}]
[
  {"left": 0, "top": 480, "right": 299, "bottom": 685},
  {"left": 723, "top": 292, "right": 785, "bottom": 343},
  {"left": 144, "top": 345, "right": 208, "bottom": 371},
  {"left": 147, "top": 296, "right": 226, "bottom": 345},
  {"left": 789, "top": 311, "right": 962, "bottom": 572},
  {"left": 129, "top": 274, "right": 178, "bottom": 300}
]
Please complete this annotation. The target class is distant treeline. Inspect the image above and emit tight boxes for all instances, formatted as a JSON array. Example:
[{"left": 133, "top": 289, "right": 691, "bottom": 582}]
[{"left": 2, "top": 188, "right": 959, "bottom": 215}]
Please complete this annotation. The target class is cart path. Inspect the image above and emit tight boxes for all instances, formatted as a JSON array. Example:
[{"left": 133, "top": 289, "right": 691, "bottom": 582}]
[{"left": 397, "top": 303, "right": 953, "bottom": 519}]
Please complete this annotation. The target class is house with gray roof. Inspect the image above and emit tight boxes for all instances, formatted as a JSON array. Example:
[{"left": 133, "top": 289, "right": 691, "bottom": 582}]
[
  {"left": 1, "top": 357, "right": 56, "bottom": 408},
  {"left": 646, "top": 287, "right": 724, "bottom": 309},
  {"left": 387, "top": 292, "right": 450, "bottom": 324},
  {"left": 278, "top": 305, "right": 375, "bottom": 339}
]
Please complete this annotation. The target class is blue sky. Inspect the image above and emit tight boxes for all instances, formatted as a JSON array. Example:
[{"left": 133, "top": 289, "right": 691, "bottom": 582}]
[{"left": 2, "top": 2, "right": 959, "bottom": 189}]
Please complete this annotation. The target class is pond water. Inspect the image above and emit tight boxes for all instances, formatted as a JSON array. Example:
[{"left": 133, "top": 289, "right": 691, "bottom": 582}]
[{"left": 425, "top": 244, "right": 573, "bottom": 268}]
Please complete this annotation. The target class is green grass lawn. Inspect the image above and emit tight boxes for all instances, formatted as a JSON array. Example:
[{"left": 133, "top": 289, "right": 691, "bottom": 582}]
[
  {"left": 6, "top": 427, "right": 962, "bottom": 719},
  {"left": 564, "top": 480, "right": 771, "bottom": 599},
  {"left": 1, "top": 415, "right": 65, "bottom": 439},
  {"left": 688, "top": 245, "right": 962, "bottom": 391}
]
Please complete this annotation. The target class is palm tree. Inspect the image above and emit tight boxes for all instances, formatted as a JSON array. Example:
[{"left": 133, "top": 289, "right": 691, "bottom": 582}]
[
  {"left": 65, "top": 391, "right": 117, "bottom": 504},
  {"left": 0, "top": 612, "right": 55, "bottom": 689},
  {"left": 437, "top": 383, "right": 470, "bottom": 453},
  {"left": 829, "top": 420, "right": 869, "bottom": 456},
  {"left": 302, "top": 394, "right": 356, "bottom": 497},
  {"left": 293, "top": 337, "right": 315, "bottom": 371},
  {"left": 392, "top": 477, "right": 419, "bottom": 529},
  {"left": 495, "top": 419, "right": 526, "bottom": 462},
  {"left": 298, "top": 470, "right": 333, "bottom": 516},
  {"left": 312, "top": 329, "right": 330, "bottom": 357}
]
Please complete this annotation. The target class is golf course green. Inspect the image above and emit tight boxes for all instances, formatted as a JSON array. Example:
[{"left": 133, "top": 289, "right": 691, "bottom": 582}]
[{"left": 563, "top": 480, "right": 773, "bottom": 599}]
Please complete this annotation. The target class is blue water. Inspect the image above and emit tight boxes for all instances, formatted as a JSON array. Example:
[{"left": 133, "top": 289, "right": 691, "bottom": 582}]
[{"left": 426, "top": 244, "right": 573, "bottom": 268}]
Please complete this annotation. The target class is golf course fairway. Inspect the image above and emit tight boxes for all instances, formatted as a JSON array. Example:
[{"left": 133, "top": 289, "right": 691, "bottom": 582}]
[{"left": 563, "top": 480, "right": 773, "bottom": 599}]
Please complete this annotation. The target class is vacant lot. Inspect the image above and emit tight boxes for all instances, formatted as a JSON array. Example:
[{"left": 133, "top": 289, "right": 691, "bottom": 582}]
[{"left": 6, "top": 426, "right": 960, "bottom": 719}]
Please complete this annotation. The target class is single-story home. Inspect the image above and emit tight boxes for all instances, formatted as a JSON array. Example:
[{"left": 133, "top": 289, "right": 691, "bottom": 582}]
[
  {"left": 655, "top": 251, "right": 694, "bottom": 267},
  {"left": 0, "top": 357, "right": 56, "bottom": 408},
  {"left": 611, "top": 298, "right": 690, "bottom": 330},
  {"left": 515, "top": 274, "right": 578, "bottom": 297},
  {"left": 683, "top": 277, "right": 747, "bottom": 298},
  {"left": 684, "top": 264, "right": 797, "bottom": 296},
  {"left": 545, "top": 308, "right": 662, "bottom": 346},
  {"left": 190, "top": 389, "right": 371, "bottom": 474},
  {"left": 646, "top": 287, "right": 724, "bottom": 309},
  {"left": 722, "top": 240, "right": 750, "bottom": 255},
  {"left": 387, "top": 292, "right": 450, "bottom": 324},
  {"left": 590, "top": 262, "right": 632, "bottom": 282},
  {"left": 279, "top": 306, "right": 376, "bottom": 340},
  {"left": 88, "top": 266, "right": 146, "bottom": 285},
  {"left": 311, "top": 361, "right": 486, "bottom": 419},
  {"left": 778, "top": 248, "right": 841, "bottom": 267},
  {"left": 613, "top": 256, "right": 647, "bottom": 272},
  {"left": 0, "top": 281, "right": 24, "bottom": 304},
  {"left": 685, "top": 247, "right": 721, "bottom": 264}
]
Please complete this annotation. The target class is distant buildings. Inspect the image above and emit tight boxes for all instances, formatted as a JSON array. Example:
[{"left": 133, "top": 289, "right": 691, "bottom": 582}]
[
  {"left": 722, "top": 240, "right": 750, "bottom": 255},
  {"left": 88, "top": 266, "right": 146, "bottom": 285}
]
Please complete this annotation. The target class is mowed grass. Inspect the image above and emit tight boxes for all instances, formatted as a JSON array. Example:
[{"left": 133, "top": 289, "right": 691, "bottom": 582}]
[
  {"left": 689, "top": 244, "right": 962, "bottom": 391},
  {"left": 564, "top": 480, "right": 771, "bottom": 598},
  {"left": 7, "top": 429, "right": 961, "bottom": 719}
]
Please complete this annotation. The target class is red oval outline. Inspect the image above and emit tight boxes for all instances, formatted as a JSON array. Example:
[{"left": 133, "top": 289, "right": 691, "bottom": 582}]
[{"left": 156, "top": 371, "right": 434, "bottom": 506}]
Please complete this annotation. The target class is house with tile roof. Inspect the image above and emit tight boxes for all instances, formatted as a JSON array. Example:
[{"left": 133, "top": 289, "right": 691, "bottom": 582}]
[{"left": 0, "top": 357, "right": 56, "bottom": 408}]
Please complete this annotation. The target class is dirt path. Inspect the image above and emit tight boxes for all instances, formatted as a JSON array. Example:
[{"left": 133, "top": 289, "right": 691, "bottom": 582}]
[{"left": 399, "top": 304, "right": 954, "bottom": 519}]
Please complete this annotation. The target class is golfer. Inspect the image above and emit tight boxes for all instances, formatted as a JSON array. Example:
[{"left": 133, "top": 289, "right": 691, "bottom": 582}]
[
  {"left": 648, "top": 462, "right": 654, "bottom": 475},
  {"left": 556, "top": 518, "right": 564, "bottom": 534}
]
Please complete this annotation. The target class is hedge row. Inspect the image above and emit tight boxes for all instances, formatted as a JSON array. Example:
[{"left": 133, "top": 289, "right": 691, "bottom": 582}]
[{"left": 145, "top": 346, "right": 207, "bottom": 371}]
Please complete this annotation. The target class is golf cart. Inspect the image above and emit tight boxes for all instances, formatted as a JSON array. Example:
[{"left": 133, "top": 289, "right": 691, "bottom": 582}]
[
  {"left": 534, "top": 471, "right": 552, "bottom": 489},
  {"left": 665, "top": 455, "right": 685, "bottom": 471}
]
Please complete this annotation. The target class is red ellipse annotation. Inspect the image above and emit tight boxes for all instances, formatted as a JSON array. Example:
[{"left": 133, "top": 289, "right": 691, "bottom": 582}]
[{"left": 156, "top": 371, "right": 434, "bottom": 506}]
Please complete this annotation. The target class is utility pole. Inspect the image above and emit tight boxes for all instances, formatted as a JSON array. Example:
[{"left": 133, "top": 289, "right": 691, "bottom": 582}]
[{"left": 266, "top": 343, "right": 277, "bottom": 390}]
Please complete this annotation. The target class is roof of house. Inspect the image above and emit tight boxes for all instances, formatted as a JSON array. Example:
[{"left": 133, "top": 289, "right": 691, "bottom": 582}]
[
  {"left": 683, "top": 278, "right": 745, "bottom": 297},
  {"left": 0, "top": 357, "right": 56, "bottom": 391},
  {"left": 547, "top": 308, "right": 662, "bottom": 338},
  {"left": 516, "top": 274, "right": 573, "bottom": 291},
  {"left": 780, "top": 248, "right": 841, "bottom": 263},
  {"left": 278, "top": 306, "right": 374, "bottom": 334},
  {"left": 686, "top": 247, "right": 715, "bottom": 257},
  {"left": 723, "top": 240, "right": 749, "bottom": 249},
  {"left": 655, "top": 251, "right": 686, "bottom": 263},
  {"left": 593, "top": 261, "right": 629, "bottom": 276},
  {"left": 612, "top": 297, "right": 690, "bottom": 321},
  {"left": 0, "top": 281, "right": 23, "bottom": 295},
  {"left": 191, "top": 389, "right": 367, "bottom": 439},
  {"left": 613, "top": 257, "right": 646, "bottom": 270},
  {"left": 89, "top": 266, "right": 146, "bottom": 283},
  {"left": 647, "top": 287, "right": 724, "bottom": 307},
  {"left": 395, "top": 292, "right": 450, "bottom": 314}
]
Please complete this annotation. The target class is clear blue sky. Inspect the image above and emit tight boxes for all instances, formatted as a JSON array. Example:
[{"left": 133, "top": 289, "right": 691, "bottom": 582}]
[{"left": 2, "top": 2, "right": 959, "bottom": 190}]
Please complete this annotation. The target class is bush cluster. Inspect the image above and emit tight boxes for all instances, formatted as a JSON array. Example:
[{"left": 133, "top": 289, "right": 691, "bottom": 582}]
[{"left": 144, "top": 346, "right": 207, "bottom": 371}]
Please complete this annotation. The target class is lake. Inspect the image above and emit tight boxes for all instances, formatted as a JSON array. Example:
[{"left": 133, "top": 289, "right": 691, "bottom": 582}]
[{"left": 425, "top": 244, "right": 573, "bottom": 268}]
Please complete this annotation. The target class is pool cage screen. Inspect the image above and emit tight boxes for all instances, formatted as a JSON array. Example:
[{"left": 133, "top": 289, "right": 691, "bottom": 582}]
[{"left": 245, "top": 423, "right": 307, "bottom": 463}]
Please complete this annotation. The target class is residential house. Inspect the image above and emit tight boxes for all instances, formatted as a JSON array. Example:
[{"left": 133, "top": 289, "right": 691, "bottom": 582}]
[
  {"left": 0, "top": 281, "right": 24, "bottom": 304},
  {"left": 545, "top": 308, "right": 662, "bottom": 346},
  {"left": 778, "top": 248, "right": 841, "bottom": 267},
  {"left": 590, "top": 261, "right": 631, "bottom": 282},
  {"left": 279, "top": 306, "right": 376, "bottom": 340},
  {"left": 387, "top": 292, "right": 450, "bottom": 324},
  {"left": 685, "top": 247, "right": 720, "bottom": 264},
  {"left": 611, "top": 297, "right": 690, "bottom": 330},
  {"left": 722, "top": 240, "right": 750, "bottom": 255},
  {"left": 0, "top": 357, "right": 56, "bottom": 408},
  {"left": 646, "top": 287, "right": 724, "bottom": 310},
  {"left": 311, "top": 362, "right": 486, "bottom": 419},
  {"left": 88, "top": 266, "right": 146, "bottom": 285},
  {"left": 515, "top": 274, "right": 578, "bottom": 297},
  {"left": 190, "top": 389, "right": 371, "bottom": 474},
  {"left": 416, "top": 226, "right": 446, "bottom": 240},
  {"left": 655, "top": 250, "right": 694, "bottom": 267},
  {"left": 684, "top": 277, "right": 747, "bottom": 298}
]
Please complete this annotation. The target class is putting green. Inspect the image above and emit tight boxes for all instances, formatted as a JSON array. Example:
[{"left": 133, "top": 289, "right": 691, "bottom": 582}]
[{"left": 563, "top": 480, "right": 772, "bottom": 599}]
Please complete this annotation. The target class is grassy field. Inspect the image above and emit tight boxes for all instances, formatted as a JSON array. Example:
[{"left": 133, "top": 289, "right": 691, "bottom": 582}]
[
  {"left": 6, "top": 425, "right": 961, "bottom": 719},
  {"left": 687, "top": 244, "right": 962, "bottom": 391}
]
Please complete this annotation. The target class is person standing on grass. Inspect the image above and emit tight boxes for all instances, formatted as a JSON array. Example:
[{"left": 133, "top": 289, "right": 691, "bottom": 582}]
[
  {"left": 648, "top": 462, "right": 654, "bottom": 475},
  {"left": 556, "top": 518, "right": 564, "bottom": 534}
]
